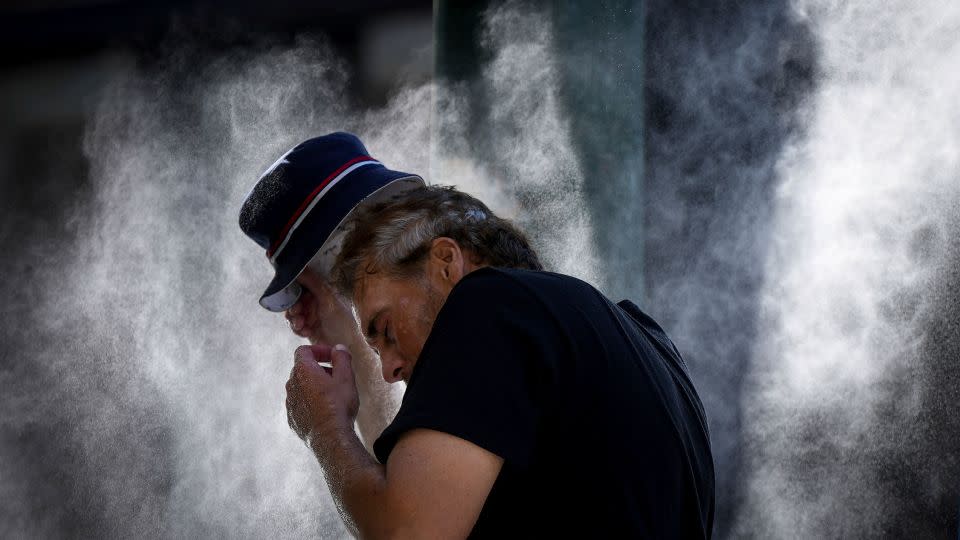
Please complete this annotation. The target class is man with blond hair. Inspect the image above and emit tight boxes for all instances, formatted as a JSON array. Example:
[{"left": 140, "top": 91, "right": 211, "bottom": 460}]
[{"left": 239, "top": 132, "right": 715, "bottom": 538}]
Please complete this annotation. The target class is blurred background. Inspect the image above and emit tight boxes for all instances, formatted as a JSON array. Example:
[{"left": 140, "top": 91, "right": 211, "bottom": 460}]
[{"left": 2, "top": 1, "right": 958, "bottom": 538}]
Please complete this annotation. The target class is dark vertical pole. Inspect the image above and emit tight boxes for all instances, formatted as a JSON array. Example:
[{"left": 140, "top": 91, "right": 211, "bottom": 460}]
[
  {"left": 434, "top": 0, "right": 645, "bottom": 302},
  {"left": 434, "top": 1, "right": 489, "bottom": 84},
  {"left": 551, "top": 0, "right": 645, "bottom": 303},
  {"left": 432, "top": 0, "right": 493, "bottom": 178}
]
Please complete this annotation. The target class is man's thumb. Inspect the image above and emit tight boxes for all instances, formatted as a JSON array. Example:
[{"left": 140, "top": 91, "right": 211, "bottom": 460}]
[{"left": 331, "top": 344, "right": 355, "bottom": 384}]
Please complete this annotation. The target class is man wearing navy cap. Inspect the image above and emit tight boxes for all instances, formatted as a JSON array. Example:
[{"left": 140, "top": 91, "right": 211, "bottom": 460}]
[{"left": 240, "top": 133, "right": 715, "bottom": 538}]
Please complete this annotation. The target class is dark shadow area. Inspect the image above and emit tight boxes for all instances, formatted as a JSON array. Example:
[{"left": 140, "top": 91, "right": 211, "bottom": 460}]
[{"left": 642, "top": 1, "right": 816, "bottom": 536}]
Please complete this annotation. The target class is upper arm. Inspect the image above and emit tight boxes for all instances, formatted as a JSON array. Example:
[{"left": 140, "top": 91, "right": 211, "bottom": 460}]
[{"left": 383, "top": 428, "right": 503, "bottom": 539}]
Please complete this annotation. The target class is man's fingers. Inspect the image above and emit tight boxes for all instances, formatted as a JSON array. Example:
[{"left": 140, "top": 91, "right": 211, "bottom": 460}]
[
  {"left": 288, "top": 315, "right": 303, "bottom": 332},
  {"left": 286, "top": 287, "right": 316, "bottom": 320},
  {"left": 296, "top": 268, "right": 330, "bottom": 296},
  {"left": 297, "top": 269, "right": 345, "bottom": 313},
  {"left": 286, "top": 316, "right": 315, "bottom": 339},
  {"left": 331, "top": 344, "right": 355, "bottom": 385},
  {"left": 295, "top": 347, "right": 315, "bottom": 368},
  {"left": 294, "top": 344, "right": 333, "bottom": 381},
  {"left": 308, "top": 343, "right": 332, "bottom": 361},
  {"left": 302, "top": 310, "right": 319, "bottom": 335},
  {"left": 285, "top": 375, "right": 301, "bottom": 433},
  {"left": 287, "top": 406, "right": 297, "bottom": 432},
  {"left": 294, "top": 344, "right": 315, "bottom": 363},
  {"left": 289, "top": 315, "right": 319, "bottom": 338}
]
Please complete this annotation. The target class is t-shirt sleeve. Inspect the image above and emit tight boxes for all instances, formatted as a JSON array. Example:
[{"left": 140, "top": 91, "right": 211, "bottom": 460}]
[{"left": 373, "top": 268, "right": 558, "bottom": 469}]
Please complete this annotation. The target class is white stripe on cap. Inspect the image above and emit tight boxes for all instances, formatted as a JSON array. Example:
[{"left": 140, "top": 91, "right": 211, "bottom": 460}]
[{"left": 269, "top": 160, "right": 380, "bottom": 265}]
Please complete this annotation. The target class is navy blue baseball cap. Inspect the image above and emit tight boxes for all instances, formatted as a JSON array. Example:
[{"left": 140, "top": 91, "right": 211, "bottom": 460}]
[{"left": 239, "top": 132, "right": 424, "bottom": 311}]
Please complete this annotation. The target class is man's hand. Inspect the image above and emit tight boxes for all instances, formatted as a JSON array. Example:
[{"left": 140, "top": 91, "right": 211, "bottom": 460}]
[
  {"left": 283, "top": 347, "right": 501, "bottom": 539},
  {"left": 285, "top": 343, "right": 360, "bottom": 450},
  {"left": 285, "top": 268, "right": 360, "bottom": 347},
  {"left": 282, "top": 267, "right": 401, "bottom": 455}
]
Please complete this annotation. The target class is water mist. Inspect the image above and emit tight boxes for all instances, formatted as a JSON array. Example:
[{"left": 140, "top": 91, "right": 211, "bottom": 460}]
[
  {"left": 738, "top": 0, "right": 960, "bottom": 536},
  {"left": 0, "top": 5, "right": 597, "bottom": 538},
  {"left": 2, "top": 1, "right": 959, "bottom": 538}
]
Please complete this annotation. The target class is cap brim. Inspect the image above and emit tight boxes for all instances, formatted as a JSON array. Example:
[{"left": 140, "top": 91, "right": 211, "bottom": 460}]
[
  {"left": 259, "top": 281, "right": 303, "bottom": 312},
  {"left": 258, "top": 173, "right": 424, "bottom": 311}
]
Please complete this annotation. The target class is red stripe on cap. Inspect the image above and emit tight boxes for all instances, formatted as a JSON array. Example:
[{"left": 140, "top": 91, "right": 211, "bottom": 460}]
[{"left": 266, "top": 155, "right": 374, "bottom": 258}]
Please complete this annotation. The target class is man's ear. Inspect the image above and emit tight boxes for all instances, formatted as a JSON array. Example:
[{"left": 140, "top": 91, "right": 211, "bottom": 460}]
[{"left": 428, "top": 237, "right": 465, "bottom": 285}]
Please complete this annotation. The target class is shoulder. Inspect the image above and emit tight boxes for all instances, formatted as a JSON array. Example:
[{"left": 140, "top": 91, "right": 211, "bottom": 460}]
[
  {"left": 445, "top": 266, "right": 532, "bottom": 305},
  {"left": 434, "top": 268, "right": 605, "bottom": 342},
  {"left": 428, "top": 269, "right": 534, "bottom": 331},
  {"left": 456, "top": 265, "right": 527, "bottom": 288},
  {"left": 426, "top": 267, "right": 565, "bottom": 343},
  {"left": 444, "top": 266, "right": 583, "bottom": 315},
  {"left": 452, "top": 266, "right": 592, "bottom": 301}
]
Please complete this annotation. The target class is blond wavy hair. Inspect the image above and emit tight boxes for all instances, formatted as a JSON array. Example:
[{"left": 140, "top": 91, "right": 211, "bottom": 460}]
[{"left": 331, "top": 185, "right": 542, "bottom": 297}]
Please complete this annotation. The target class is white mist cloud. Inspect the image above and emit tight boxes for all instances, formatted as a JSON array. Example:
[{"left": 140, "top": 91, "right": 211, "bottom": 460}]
[
  {"left": 0, "top": 5, "right": 598, "bottom": 539},
  {"left": 739, "top": 0, "right": 960, "bottom": 535},
  {"left": 433, "top": 1, "right": 600, "bottom": 285},
  {"left": 482, "top": 3, "right": 599, "bottom": 285}
]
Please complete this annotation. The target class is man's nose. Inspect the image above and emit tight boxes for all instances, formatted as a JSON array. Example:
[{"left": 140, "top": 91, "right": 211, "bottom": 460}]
[{"left": 380, "top": 353, "right": 405, "bottom": 384}]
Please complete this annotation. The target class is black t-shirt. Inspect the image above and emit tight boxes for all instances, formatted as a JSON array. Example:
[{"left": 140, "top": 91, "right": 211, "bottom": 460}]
[{"left": 373, "top": 267, "right": 715, "bottom": 538}]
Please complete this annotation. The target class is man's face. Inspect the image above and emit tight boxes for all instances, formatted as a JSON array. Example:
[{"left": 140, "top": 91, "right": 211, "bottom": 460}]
[{"left": 354, "top": 271, "right": 447, "bottom": 384}]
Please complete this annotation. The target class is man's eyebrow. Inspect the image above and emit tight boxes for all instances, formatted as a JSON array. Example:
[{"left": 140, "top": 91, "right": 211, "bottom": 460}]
[{"left": 364, "top": 309, "right": 386, "bottom": 340}]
